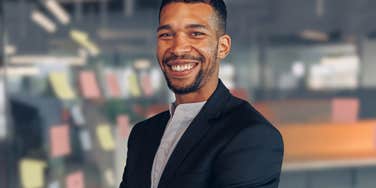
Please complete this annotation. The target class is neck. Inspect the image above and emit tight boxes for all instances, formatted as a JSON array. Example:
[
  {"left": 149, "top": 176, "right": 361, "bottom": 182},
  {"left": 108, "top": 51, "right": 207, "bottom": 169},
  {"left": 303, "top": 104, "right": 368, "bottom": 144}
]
[{"left": 174, "top": 78, "right": 218, "bottom": 105}]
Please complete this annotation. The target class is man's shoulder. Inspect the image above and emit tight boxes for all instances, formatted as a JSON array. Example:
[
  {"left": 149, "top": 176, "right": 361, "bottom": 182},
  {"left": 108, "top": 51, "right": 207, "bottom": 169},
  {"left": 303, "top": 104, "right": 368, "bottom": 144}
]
[
  {"left": 224, "top": 96, "right": 281, "bottom": 139},
  {"left": 226, "top": 96, "right": 268, "bottom": 123}
]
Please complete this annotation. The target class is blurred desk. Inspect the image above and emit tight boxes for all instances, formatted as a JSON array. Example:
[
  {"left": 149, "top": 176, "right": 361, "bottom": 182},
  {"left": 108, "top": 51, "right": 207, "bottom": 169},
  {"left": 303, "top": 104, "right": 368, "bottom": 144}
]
[
  {"left": 283, "top": 152, "right": 376, "bottom": 172},
  {"left": 279, "top": 120, "right": 376, "bottom": 172}
]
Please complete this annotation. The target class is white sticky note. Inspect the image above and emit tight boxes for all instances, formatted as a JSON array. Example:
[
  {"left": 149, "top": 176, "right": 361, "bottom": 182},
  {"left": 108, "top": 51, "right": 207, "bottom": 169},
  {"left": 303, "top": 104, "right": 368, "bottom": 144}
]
[
  {"left": 48, "top": 181, "right": 60, "bottom": 188},
  {"left": 104, "top": 169, "right": 115, "bottom": 186},
  {"left": 79, "top": 130, "right": 92, "bottom": 151},
  {"left": 71, "top": 105, "right": 86, "bottom": 126},
  {"left": 0, "top": 80, "right": 6, "bottom": 140},
  {"left": 119, "top": 68, "right": 130, "bottom": 99},
  {"left": 0, "top": 115, "right": 6, "bottom": 140},
  {"left": 150, "top": 67, "right": 162, "bottom": 91}
]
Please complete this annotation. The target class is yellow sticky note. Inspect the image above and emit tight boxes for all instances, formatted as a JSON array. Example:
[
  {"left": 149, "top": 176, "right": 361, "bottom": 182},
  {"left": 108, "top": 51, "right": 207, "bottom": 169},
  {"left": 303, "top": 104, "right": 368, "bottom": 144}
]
[
  {"left": 96, "top": 124, "right": 115, "bottom": 151},
  {"left": 129, "top": 73, "right": 141, "bottom": 97},
  {"left": 19, "top": 159, "right": 47, "bottom": 188},
  {"left": 49, "top": 72, "right": 76, "bottom": 100}
]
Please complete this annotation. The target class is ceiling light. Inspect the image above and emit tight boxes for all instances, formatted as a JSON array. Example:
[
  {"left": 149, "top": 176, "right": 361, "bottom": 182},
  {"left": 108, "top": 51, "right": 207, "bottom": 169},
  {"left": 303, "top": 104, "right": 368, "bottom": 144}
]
[
  {"left": 0, "top": 66, "right": 40, "bottom": 76},
  {"left": 31, "top": 10, "right": 57, "bottom": 33},
  {"left": 5, "top": 44, "right": 17, "bottom": 55},
  {"left": 9, "top": 55, "right": 86, "bottom": 66},
  {"left": 300, "top": 30, "right": 329, "bottom": 42},
  {"left": 45, "top": 0, "right": 71, "bottom": 25}
]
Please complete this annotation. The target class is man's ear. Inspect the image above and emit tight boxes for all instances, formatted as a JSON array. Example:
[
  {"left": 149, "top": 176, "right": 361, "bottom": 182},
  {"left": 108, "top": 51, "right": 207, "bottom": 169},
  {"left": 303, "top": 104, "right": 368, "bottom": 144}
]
[{"left": 217, "top": 34, "right": 231, "bottom": 59}]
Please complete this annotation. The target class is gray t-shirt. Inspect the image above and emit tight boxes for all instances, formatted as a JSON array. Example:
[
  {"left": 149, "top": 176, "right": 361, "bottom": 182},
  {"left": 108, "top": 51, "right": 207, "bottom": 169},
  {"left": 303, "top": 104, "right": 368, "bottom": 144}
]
[{"left": 151, "top": 101, "right": 206, "bottom": 188}]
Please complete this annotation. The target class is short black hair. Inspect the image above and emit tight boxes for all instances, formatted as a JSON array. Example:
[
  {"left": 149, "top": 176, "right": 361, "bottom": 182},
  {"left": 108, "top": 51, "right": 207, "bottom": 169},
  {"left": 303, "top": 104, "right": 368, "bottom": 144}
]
[{"left": 159, "top": 0, "right": 227, "bottom": 34}]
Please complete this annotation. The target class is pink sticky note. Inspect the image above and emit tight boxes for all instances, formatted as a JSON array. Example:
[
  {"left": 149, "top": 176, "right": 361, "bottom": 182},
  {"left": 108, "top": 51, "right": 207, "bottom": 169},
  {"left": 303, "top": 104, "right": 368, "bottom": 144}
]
[
  {"left": 117, "top": 115, "right": 130, "bottom": 138},
  {"left": 106, "top": 72, "right": 122, "bottom": 98},
  {"left": 140, "top": 74, "right": 153, "bottom": 97},
  {"left": 66, "top": 171, "right": 85, "bottom": 188},
  {"left": 332, "top": 98, "right": 360, "bottom": 124},
  {"left": 79, "top": 71, "right": 101, "bottom": 99},
  {"left": 50, "top": 125, "right": 71, "bottom": 157}
]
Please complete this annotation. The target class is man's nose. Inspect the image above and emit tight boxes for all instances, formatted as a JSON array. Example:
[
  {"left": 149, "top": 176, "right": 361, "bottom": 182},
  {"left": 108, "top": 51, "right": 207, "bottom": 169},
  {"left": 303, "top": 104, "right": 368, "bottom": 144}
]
[{"left": 171, "top": 34, "right": 191, "bottom": 55}]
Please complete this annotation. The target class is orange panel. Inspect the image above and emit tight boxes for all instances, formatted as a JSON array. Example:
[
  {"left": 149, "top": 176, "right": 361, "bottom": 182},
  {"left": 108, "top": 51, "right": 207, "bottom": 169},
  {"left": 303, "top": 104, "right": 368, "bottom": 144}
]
[{"left": 278, "top": 120, "right": 376, "bottom": 160}]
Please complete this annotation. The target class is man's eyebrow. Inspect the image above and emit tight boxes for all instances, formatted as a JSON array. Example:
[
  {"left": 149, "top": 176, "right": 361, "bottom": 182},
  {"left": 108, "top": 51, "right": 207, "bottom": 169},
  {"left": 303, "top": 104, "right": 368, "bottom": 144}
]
[
  {"left": 157, "top": 24, "right": 209, "bottom": 32},
  {"left": 157, "top": 25, "right": 172, "bottom": 32},
  {"left": 185, "top": 24, "right": 208, "bottom": 30}
]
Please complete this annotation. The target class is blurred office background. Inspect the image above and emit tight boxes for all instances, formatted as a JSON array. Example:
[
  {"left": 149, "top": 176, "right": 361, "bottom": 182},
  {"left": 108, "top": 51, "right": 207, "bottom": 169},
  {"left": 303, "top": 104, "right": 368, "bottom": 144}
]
[{"left": 1, "top": 0, "right": 376, "bottom": 187}]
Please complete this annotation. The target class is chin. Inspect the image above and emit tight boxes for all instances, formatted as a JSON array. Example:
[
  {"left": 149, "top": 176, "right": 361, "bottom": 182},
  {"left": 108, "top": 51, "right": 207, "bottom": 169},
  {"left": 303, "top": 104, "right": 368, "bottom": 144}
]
[
  {"left": 166, "top": 78, "right": 198, "bottom": 94},
  {"left": 163, "top": 69, "right": 204, "bottom": 94}
]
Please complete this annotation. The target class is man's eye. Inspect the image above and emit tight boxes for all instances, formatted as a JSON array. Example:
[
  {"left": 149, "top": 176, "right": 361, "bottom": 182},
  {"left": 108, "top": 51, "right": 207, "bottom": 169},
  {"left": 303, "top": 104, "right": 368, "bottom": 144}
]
[
  {"left": 191, "top": 32, "right": 205, "bottom": 37},
  {"left": 159, "top": 33, "right": 172, "bottom": 38}
]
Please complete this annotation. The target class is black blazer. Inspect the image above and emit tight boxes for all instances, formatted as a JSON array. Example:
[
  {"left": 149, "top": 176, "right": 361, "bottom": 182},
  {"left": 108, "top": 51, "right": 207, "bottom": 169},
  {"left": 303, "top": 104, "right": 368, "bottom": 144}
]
[{"left": 120, "top": 79, "right": 284, "bottom": 188}]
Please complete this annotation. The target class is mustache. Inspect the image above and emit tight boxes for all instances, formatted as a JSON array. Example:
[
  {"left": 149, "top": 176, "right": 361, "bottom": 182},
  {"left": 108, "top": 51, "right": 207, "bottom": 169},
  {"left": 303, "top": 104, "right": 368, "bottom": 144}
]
[{"left": 163, "top": 54, "right": 205, "bottom": 65}]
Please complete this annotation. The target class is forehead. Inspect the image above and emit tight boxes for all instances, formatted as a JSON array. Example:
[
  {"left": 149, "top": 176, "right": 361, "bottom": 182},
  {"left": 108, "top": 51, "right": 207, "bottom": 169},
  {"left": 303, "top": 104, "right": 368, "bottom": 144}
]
[{"left": 159, "top": 2, "right": 217, "bottom": 29}]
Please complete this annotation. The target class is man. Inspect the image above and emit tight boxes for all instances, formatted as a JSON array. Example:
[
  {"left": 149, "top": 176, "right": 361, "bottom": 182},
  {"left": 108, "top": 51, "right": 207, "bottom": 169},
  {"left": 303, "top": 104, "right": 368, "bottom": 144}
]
[{"left": 119, "top": 0, "right": 284, "bottom": 187}]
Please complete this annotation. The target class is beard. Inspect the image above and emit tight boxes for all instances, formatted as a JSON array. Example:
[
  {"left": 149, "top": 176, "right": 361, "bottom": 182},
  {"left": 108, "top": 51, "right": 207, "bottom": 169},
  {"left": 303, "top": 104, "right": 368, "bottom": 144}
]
[{"left": 163, "top": 69, "right": 204, "bottom": 94}]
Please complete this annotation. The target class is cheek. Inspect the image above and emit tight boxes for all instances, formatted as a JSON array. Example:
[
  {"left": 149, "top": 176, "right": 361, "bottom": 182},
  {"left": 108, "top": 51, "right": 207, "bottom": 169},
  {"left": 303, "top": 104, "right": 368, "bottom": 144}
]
[{"left": 200, "top": 44, "right": 218, "bottom": 64}]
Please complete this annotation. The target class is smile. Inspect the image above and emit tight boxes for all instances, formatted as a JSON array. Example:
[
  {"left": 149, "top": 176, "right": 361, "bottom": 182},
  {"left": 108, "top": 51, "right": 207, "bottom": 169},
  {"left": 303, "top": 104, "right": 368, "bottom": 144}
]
[{"left": 170, "top": 63, "right": 196, "bottom": 72}]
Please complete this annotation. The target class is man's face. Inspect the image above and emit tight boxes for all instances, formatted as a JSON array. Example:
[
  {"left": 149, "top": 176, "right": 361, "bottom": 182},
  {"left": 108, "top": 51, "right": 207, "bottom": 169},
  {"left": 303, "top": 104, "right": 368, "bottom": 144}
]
[{"left": 157, "top": 2, "right": 222, "bottom": 94}]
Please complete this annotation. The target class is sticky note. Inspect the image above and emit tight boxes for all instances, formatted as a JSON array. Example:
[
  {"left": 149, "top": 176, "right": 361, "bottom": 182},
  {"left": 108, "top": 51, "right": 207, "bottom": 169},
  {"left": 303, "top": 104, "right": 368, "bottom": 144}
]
[
  {"left": 150, "top": 68, "right": 162, "bottom": 91},
  {"left": 48, "top": 181, "right": 59, "bottom": 188},
  {"left": 105, "top": 72, "right": 122, "bottom": 98},
  {"left": 0, "top": 115, "right": 6, "bottom": 140},
  {"left": 117, "top": 115, "right": 130, "bottom": 138},
  {"left": 0, "top": 80, "right": 6, "bottom": 140},
  {"left": 49, "top": 72, "right": 76, "bottom": 100},
  {"left": 79, "top": 70, "right": 101, "bottom": 99},
  {"left": 117, "top": 68, "right": 130, "bottom": 98},
  {"left": 128, "top": 71, "right": 141, "bottom": 97},
  {"left": 50, "top": 125, "right": 71, "bottom": 157},
  {"left": 71, "top": 105, "right": 86, "bottom": 126},
  {"left": 66, "top": 171, "right": 85, "bottom": 188},
  {"left": 96, "top": 124, "right": 115, "bottom": 151},
  {"left": 104, "top": 169, "right": 115, "bottom": 186},
  {"left": 332, "top": 98, "right": 359, "bottom": 124},
  {"left": 19, "top": 159, "right": 47, "bottom": 188},
  {"left": 140, "top": 73, "right": 153, "bottom": 97},
  {"left": 79, "top": 130, "right": 92, "bottom": 151}
]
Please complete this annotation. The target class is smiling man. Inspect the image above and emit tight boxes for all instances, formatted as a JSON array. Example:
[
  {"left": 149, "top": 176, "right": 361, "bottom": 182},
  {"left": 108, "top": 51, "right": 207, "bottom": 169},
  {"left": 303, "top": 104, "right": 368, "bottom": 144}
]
[{"left": 119, "top": 0, "right": 284, "bottom": 188}]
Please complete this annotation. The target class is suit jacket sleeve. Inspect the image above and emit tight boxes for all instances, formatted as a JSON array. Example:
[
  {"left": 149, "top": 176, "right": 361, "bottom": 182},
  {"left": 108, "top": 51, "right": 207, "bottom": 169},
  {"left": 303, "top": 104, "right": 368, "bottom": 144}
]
[
  {"left": 212, "top": 124, "right": 284, "bottom": 188},
  {"left": 119, "top": 124, "right": 139, "bottom": 188}
]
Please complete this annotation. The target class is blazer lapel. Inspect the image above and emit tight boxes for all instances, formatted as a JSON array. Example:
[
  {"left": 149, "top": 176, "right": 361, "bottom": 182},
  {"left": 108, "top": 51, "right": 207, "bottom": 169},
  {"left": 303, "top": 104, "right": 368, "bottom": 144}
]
[{"left": 158, "top": 79, "right": 231, "bottom": 186}]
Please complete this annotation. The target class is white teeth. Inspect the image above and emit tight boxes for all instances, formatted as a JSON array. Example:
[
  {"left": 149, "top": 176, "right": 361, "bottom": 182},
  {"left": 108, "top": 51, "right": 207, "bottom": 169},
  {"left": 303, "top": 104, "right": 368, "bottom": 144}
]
[{"left": 171, "top": 63, "right": 195, "bottom": 72}]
